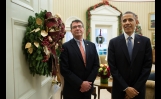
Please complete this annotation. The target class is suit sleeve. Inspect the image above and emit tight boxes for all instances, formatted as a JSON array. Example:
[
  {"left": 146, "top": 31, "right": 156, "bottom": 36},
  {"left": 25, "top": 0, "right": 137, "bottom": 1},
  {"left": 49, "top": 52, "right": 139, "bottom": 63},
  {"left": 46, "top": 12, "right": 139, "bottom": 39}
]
[{"left": 133, "top": 38, "right": 152, "bottom": 91}]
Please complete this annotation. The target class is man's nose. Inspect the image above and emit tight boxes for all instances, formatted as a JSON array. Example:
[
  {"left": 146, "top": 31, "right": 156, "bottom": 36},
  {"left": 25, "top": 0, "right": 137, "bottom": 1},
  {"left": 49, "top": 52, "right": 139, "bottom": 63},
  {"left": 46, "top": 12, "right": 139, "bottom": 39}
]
[
  {"left": 125, "top": 20, "right": 130, "bottom": 24},
  {"left": 76, "top": 26, "right": 79, "bottom": 29}
]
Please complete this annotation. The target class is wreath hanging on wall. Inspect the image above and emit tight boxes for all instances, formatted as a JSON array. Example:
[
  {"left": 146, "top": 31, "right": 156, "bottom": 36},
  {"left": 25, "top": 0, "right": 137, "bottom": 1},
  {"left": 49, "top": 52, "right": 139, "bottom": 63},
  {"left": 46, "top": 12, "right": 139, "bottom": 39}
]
[
  {"left": 96, "top": 29, "right": 105, "bottom": 47},
  {"left": 86, "top": 0, "right": 122, "bottom": 41},
  {"left": 22, "top": 10, "right": 66, "bottom": 77}
]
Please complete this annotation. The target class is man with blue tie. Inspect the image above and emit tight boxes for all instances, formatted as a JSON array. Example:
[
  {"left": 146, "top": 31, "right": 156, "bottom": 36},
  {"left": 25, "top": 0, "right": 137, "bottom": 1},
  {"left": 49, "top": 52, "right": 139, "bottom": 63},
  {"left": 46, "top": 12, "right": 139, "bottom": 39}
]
[
  {"left": 108, "top": 11, "right": 152, "bottom": 99},
  {"left": 59, "top": 19, "right": 99, "bottom": 99}
]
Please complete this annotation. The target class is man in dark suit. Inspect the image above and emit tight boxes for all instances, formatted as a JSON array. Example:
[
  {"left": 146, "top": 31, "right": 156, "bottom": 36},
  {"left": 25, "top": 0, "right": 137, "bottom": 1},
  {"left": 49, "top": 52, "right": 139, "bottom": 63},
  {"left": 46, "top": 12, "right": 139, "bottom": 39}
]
[
  {"left": 108, "top": 11, "right": 152, "bottom": 99},
  {"left": 59, "top": 19, "right": 99, "bottom": 99}
]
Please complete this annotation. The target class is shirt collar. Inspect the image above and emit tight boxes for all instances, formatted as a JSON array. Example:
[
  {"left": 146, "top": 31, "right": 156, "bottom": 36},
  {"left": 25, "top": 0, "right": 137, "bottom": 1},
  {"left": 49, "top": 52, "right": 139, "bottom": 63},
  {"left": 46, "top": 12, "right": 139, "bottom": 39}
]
[
  {"left": 124, "top": 32, "right": 135, "bottom": 40},
  {"left": 74, "top": 38, "right": 83, "bottom": 42}
]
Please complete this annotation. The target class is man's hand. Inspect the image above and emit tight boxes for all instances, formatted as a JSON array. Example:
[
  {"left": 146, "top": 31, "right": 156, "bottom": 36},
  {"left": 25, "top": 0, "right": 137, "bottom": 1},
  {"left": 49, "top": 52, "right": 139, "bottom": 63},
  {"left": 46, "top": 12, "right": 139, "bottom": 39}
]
[
  {"left": 124, "top": 94, "right": 130, "bottom": 99},
  {"left": 125, "top": 87, "right": 139, "bottom": 98},
  {"left": 80, "top": 81, "right": 92, "bottom": 92}
]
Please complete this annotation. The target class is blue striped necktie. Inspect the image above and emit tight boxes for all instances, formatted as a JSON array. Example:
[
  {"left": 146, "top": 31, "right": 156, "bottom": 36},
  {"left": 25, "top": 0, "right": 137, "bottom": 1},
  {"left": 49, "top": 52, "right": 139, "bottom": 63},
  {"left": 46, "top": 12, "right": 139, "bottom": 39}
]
[{"left": 127, "top": 37, "right": 133, "bottom": 60}]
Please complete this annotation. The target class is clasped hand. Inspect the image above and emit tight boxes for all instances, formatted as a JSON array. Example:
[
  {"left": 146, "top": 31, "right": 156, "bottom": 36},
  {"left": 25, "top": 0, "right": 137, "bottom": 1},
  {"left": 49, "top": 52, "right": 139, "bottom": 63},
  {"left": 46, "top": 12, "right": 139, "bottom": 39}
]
[
  {"left": 80, "top": 81, "right": 92, "bottom": 92},
  {"left": 124, "top": 87, "right": 139, "bottom": 99}
]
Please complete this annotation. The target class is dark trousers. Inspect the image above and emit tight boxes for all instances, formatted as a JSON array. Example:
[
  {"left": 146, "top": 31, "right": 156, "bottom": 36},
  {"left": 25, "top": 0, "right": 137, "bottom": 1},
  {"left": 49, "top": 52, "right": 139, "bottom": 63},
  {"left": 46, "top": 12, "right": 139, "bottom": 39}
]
[{"left": 63, "top": 95, "right": 91, "bottom": 99}]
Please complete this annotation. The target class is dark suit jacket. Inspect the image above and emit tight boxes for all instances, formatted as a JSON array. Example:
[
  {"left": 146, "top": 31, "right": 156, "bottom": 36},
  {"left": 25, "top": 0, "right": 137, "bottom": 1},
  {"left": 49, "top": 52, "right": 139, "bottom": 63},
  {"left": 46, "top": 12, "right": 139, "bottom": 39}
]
[
  {"left": 108, "top": 34, "right": 152, "bottom": 99},
  {"left": 59, "top": 38, "right": 99, "bottom": 99}
]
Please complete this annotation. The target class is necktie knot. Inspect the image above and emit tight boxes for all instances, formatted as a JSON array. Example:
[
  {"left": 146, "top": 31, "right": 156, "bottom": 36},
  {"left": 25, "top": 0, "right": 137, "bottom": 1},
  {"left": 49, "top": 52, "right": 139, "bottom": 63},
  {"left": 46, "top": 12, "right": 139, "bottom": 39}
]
[
  {"left": 79, "top": 40, "right": 82, "bottom": 44},
  {"left": 127, "top": 36, "right": 132, "bottom": 40}
]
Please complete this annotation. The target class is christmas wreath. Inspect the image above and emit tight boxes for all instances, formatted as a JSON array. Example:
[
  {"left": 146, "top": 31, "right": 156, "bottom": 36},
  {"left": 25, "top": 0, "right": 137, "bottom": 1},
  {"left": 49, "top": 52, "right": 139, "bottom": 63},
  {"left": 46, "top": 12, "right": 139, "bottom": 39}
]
[
  {"left": 22, "top": 10, "right": 66, "bottom": 77},
  {"left": 96, "top": 29, "right": 105, "bottom": 47}
]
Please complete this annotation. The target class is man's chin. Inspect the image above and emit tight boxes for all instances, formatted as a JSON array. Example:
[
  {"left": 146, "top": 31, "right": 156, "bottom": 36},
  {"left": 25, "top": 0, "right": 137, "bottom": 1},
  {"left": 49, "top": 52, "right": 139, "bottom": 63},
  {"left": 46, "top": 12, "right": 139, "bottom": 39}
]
[
  {"left": 124, "top": 30, "right": 133, "bottom": 34},
  {"left": 76, "top": 34, "right": 82, "bottom": 36}
]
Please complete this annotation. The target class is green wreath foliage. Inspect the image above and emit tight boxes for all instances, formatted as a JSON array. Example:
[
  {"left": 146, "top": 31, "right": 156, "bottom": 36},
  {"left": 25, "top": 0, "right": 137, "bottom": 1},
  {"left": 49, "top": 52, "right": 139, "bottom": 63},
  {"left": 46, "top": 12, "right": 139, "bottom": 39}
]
[
  {"left": 96, "top": 36, "right": 105, "bottom": 44},
  {"left": 22, "top": 10, "right": 51, "bottom": 76}
]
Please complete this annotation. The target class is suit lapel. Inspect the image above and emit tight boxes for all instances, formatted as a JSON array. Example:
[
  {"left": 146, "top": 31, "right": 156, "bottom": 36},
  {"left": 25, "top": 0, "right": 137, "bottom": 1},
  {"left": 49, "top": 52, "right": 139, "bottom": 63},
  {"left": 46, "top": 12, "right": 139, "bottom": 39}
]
[
  {"left": 131, "top": 34, "right": 141, "bottom": 63},
  {"left": 120, "top": 34, "right": 131, "bottom": 63}
]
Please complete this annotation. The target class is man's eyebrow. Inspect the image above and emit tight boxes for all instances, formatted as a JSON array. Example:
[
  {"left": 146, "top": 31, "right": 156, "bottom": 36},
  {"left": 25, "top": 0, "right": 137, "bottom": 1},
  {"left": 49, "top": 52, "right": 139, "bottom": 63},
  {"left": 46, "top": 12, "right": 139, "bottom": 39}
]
[{"left": 123, "top": 18, "right": 134, "bottom": 20}]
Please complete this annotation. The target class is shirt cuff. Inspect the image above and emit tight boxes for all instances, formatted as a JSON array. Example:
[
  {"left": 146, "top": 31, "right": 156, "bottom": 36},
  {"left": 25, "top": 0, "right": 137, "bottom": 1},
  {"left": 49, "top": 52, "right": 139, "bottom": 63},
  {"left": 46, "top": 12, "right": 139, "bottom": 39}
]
[{"left": 124, "top": 87, "right": 128, "bottom": 91}]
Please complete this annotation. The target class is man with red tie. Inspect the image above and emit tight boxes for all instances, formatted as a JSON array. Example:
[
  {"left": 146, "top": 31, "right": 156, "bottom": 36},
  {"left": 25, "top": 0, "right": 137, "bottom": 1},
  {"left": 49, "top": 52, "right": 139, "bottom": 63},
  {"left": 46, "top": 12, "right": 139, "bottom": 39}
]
[{"left": 59, "top": 19, "right": 99, "bottom": 99}]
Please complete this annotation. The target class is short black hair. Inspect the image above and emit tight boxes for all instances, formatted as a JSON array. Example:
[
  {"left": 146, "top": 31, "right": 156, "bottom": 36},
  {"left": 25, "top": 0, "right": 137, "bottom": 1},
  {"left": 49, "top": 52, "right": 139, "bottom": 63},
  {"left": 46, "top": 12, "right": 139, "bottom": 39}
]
[
  {"left": 122, "top": 11, "right": 137, "bottom": 19},
  {"left": 70, "top": 19, "right": 84, "bottom": 30}
]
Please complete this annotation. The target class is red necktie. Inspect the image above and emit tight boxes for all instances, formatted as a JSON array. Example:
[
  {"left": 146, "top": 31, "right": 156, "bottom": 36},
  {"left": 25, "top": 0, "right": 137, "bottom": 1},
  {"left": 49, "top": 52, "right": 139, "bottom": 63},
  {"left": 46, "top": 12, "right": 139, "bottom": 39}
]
[{"left": 79, "top": 40, "right": 86, "bottom": 65}]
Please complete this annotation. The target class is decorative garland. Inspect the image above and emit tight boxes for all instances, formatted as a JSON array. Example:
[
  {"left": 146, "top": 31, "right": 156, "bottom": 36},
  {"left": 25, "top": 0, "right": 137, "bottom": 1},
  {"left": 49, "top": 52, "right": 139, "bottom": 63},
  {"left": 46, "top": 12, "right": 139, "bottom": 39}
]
[
  {"left": 135, "top": 25, "right": 142, "bottom": 35},
  {"left": 135, "top": 15, "right": 142, "bottom": 35},
  {"left": 22, "top": 10, "right": 66, "bottom": 77},
  {"left": 86, "top": 0, "right": 122, "bottom": 41}
]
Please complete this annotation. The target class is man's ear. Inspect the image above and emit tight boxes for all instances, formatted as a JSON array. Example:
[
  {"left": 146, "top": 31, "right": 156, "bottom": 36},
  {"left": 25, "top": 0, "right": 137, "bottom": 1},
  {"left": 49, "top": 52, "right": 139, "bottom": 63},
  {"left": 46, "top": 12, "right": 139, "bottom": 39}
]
[{"left": 136, "top": 19, "right": 139, "bottom": 25}]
